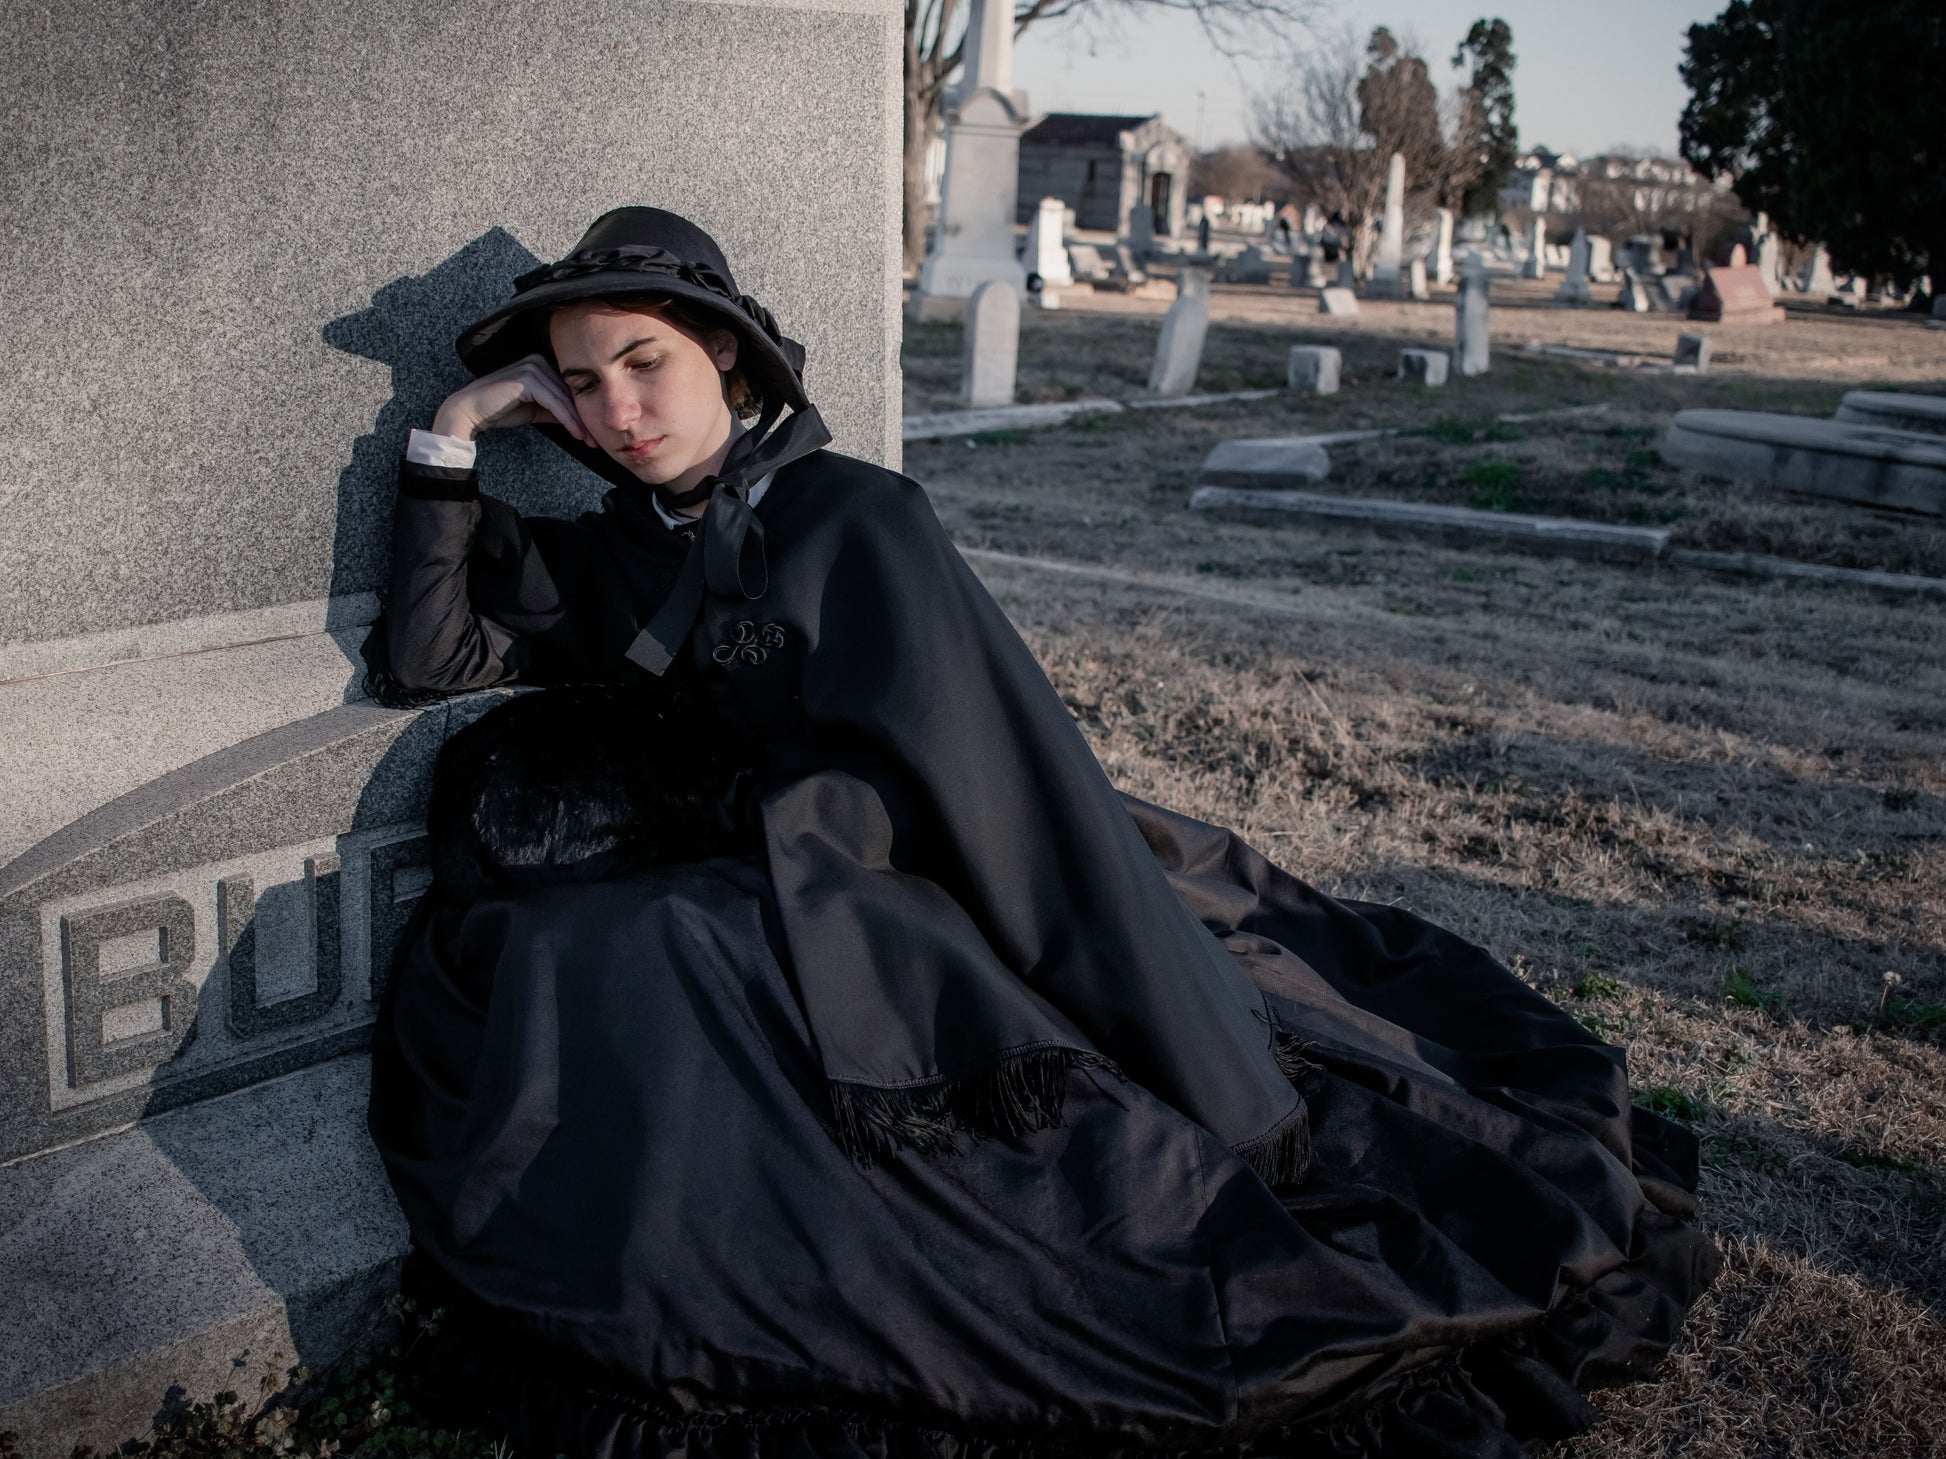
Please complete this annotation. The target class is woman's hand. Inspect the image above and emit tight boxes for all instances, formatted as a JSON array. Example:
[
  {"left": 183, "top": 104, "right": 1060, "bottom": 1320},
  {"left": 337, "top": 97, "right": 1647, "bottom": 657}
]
[{"left": 430, "top": 354, "right": 595, "bottom": 446}]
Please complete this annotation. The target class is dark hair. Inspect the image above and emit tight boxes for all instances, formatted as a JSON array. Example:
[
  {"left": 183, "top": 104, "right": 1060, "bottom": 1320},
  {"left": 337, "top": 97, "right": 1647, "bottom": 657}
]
[{"left": 549, "top": 292, "right": 762, "bottom": 420}]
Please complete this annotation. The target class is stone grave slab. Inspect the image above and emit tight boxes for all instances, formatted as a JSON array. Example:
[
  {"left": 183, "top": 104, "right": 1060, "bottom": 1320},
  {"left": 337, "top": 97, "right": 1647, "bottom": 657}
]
[
  {"left": 1833, "top": 391, "right": 1946, "bottom": 436},
  {"left": 1660, "top": 410, "right": 1946, "bottom": 515},
  {"left": 962, "top": 280, "right": 1020, "bottom": 407},
  {"left": 1147, "top": 292, "right": 1211, "bottom": 395},
  {"left": 1400, "top": 349, "right": 1450, "bottom": 386},
  {"left": 1319, "top": 287, "right": 1360, "bottom": 317},
  {"left": 1456, "top": 270, "right": 1491, "bottom": 376},
  {"left": 1673, "top": 334, "right": 1713, "bottom": 373},
  {"left": 1287, "top": 346, "right": 1342, "bottom": 395},
  {"left": 1198, "top": 438, "right": 1333, "bottom": 489},
  {"left": 1688, "top": 265, "right": 1784, "bottom": 323}
]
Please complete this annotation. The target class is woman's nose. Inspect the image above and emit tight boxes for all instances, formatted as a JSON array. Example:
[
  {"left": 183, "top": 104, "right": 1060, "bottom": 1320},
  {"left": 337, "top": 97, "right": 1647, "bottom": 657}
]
[{"left": 601, "top": 385, "right": 639, "bottom": 432}]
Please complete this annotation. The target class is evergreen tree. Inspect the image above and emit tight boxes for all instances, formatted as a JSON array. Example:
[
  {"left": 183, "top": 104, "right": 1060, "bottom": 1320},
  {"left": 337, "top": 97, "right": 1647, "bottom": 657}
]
[{"left": 1452, "top": 19, "right": 1517, "bottom": 220}]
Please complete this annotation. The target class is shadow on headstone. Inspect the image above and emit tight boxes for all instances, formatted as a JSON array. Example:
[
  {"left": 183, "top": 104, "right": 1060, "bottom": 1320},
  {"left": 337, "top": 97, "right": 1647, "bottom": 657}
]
[{"left": 320, "top": 229, "right": 608, "bottom": 606}]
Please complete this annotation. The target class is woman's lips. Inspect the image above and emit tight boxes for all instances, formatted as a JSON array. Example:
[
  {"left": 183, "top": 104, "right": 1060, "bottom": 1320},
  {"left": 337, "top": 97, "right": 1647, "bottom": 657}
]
[{"left": 620, "top": 435, "right": 665, "bottom": 461}]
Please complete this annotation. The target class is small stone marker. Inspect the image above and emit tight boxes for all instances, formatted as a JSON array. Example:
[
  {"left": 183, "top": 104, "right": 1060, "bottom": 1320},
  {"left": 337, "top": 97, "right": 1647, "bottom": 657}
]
[
  {"left": 1689, "top": 264, "right": 1784, "bottom": 323},
  {"left": 1176, "top": 266, "right": 1211, "bottom": 301},
  {"left": 1287, "top": 345, "right": 1342, "bottom": 395},
  {"left": 1619, "top": 271, "right": 1652, "bottom": 312},
  {"left": 1336, "top": 256, "right": 1357, "bottom": 289},
  {"left": 1798, "top": 245, "right": 1835, "bottom": 295},
  {"left": 1067, "top": 242, "right": 1110, "bottom": 282},
  {"left": 1455, "top": 267, "right": 1490, "bottom": 375},
  {"left": 1199, "top": 437, "right": 1333, "bottom": 488},
  {"left": 1290, "top": 251, "right": 1326, "bottom": 288},
  {"left": 1147, "top": 289, "right": 1211, "bottom": 395},
  {"left": 1588, "top": 236, "right": 1614, "bottom": 283},
  {"left": 1932, "top": 295, "right": 1946, "bottom": 320},
  {"left": 1126, "top": 202, "right": 1156, "bottom": 255},
  {"left": 1319, "top": 286, "right": 1360, "bottom": 317},
  {"left": 1430, "top": 207, "right": 1455, "bottom": 284},
  {"left": 1408, "top": 258, "right": 1429, "bottom": 300},
  {"left": 1222, "top": 245, "right": 1272, "bottom": 284},
  {"left": 1673, "top": 333, "right": 1712, "bottom": 373},
  {"left": 961, "top": 279, "right": 1019, "bottom": 408},
  {"left": 1399, "top": 348, "right": 1450, "bottom": 387},
  {"left": 1660, "top": 409, "right": 1946, "bottom": 515},
  {"left": 1114, "top": 243, "right": 1149, "bottom": 284}
]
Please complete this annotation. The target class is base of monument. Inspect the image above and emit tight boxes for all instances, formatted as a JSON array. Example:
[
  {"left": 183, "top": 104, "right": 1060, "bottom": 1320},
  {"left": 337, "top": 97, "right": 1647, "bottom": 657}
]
[
  {"left": 0, "top": 1054, "right": 409, "bottom": 1457},
  {"left": 905, "top": 292, "right": 968, "bottom": 322}
]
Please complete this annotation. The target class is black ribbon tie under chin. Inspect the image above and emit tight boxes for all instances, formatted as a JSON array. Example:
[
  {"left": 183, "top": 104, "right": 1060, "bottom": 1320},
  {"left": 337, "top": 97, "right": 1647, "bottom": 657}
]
[{"left": 626, "top": 405, "right": 833, "bottom": 676}]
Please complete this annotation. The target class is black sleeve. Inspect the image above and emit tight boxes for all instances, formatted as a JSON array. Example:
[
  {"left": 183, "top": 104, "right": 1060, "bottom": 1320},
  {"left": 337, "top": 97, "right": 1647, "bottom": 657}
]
[{"left": 381, "top": 458, "right": 615, "bottom": 695}]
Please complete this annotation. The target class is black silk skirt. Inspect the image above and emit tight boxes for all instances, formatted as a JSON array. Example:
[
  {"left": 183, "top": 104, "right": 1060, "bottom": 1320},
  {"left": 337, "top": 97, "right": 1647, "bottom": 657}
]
[{"left": 368, "top": 788, "right": 1717, "bottom": 1459}]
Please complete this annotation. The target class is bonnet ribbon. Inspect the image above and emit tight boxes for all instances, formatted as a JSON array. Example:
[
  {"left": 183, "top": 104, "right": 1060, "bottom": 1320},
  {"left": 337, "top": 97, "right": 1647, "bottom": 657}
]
[{"left": 624, "top": 403, "right": 832, "bottom": 676}]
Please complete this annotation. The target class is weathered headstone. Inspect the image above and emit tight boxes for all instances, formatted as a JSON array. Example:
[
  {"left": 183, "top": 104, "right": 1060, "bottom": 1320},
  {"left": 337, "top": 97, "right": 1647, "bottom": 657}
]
[
  {"left": 1455, "top": 266, "right": 1491, "bottom": 376},
  {"left": 1147, "top": 290, "right": 1210, "bottom": 395},
  {"left": 0, "top": 0, "right": 902, "bottom": 1451},
  {"left": 1369, "top": 153, "right": 1407, "bottom": 298},
  {"left": 1661, "top": 410, "right": 1946, "bottom": 515},
  {"left": 1619, "top": 271, "right": 1653, "bottom": 312},
  {"left": 1555, "top": 229, "right": 1592, "bottom": 304},
  {"left": 1689, "top": 265, "right": 1784, "bottom": 323},
  {"left": 1126, "top": 202, "right": 1157, "bottom": 257},
  {"left": 1673, "top": 333, "right": 1713, "bottom": 373},
  {"left": 1522, "top": 218, "right": 1548, "bottom": 280},
  {"left": 1408, "top": 258, "right": 1430, "bottom": 300},
  {"left": 1025, "top": 196, "right": 1072, "bottom": 288},
  {"left": 1319, "top": 286, "right": 1360, "bottom": 317},
  {"left": 1290, "top": 251, "right": 1327, "bottom": 289},
  {"left": 1430, "top": 208, "right": 1456, "bottom": 285},
  {"left": 1588, "top": 235, "right": 1615, "bottom": 283},
  {"left": 1067, "top": 242, "right": 1111, "bottom": 282},
  {"left": 1177, "top": 267, "right": 1211, "bottom": 302},
  {"left": 1199, "top": 437, "right": 1333, "bottom": 488},
  {"left": 1287, "top": 346, "right": 1343, "bottom": 395},
  {"left": 1336, "top": 255, "right": 1357, "bottom": 289},
  {"left": 963, "top": 280, "right": 1021, "bottom": 406},
  {"left": 1727, "top": 243, "right": 1748, "bottom": 267},
  {"left": 1833, "top": 390, "right": 1946, "bottom": 435},
  {"left": 911, "top": 0, "right": 1029, "bottom": 314},
  {"left": 1798, "top": 244, "right": 1835, "bottom": 296},
  {"left": 1221, "top": 245, "right": 1273, "bottom": 284},
  {"left": 1399, "top": 349, "right": 1450, "bottom": 387},
  {"left": 1933, "top": 295, "right": 1946, "bottom": 320},
  {"left": 1114, "top": 244, "right": 1150, "bottom": 285}
]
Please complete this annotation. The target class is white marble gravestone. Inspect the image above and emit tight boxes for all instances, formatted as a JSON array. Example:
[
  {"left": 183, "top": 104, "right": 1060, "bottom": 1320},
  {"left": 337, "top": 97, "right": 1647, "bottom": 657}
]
[
  {"left": 963, "top": 280, "right": 1021, "bottom": 406},
  {"left": 1522, "top": 219, "right": 1548, "bottom": 280},
  {"left": 1026, "top": 197, "right": 1073, "bottom": 288},
  {"left": 911, "top": 0, "right": 1029, "bottom": 312},
  {"left": 1368, "top": 153, "right": 1408, "bottom": 298},
  {"left": 1287, "top": 346, "right": 1342, "bottom": 395},
  {"left": 1430, "top": 208, "right": 1456, "bottom": 285},
  {"left": 1456, "top": 266, "right": 1491, "bottom": 375},
  {"left": 0, "top": 0, "right": 904, "bottom": 1450},
  {"left": 1148, "top": 289, "right": 1211, "bottom": 395},
  {"left": 1556, "top": 230, "right": 1593, "bottom": 304}
]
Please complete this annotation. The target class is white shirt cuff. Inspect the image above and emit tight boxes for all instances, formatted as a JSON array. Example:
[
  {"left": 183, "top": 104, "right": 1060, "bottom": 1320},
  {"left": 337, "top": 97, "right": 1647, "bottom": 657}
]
[{"left": 406, "top": 429, "right": 479, "bottom": 470}]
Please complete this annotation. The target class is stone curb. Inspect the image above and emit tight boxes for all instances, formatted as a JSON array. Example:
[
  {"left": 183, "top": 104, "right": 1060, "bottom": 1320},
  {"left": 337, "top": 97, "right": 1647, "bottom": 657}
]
[
  {"left": 902, "top": 388, "right": 1284, "bottom": 441},
  {"left": 1188, "top": 487, "right": 1671, "bottom": 562}
]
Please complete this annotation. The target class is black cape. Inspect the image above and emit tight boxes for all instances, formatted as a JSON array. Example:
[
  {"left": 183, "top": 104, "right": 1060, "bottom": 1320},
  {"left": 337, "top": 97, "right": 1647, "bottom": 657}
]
[{"left": 366, "top": 448, "right": 1719, "bottom": 1457}]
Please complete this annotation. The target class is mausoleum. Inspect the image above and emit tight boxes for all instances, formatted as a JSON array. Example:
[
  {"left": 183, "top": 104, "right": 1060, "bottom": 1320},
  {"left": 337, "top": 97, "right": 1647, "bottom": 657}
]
[{"left": 1015, "top": 112, "right": 1191, "bottom": 239}]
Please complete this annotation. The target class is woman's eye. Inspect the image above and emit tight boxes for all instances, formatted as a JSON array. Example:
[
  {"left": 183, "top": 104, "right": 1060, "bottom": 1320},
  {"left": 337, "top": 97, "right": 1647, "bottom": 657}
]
[
  {"left": 569, "top": 380, "right": 595, "bottom": 396},
  {"left": 630, "top": 355, "right": 661, "bottom": 371}
]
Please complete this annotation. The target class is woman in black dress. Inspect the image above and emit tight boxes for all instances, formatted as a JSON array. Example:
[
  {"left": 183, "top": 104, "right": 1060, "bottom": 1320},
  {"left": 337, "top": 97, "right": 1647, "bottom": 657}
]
[{"left": 366, "top": 206, "right": 1719, "bottom": 1459}]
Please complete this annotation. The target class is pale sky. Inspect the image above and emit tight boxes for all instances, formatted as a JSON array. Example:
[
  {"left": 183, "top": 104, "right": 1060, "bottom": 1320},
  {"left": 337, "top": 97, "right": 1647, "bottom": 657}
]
[{"left": 1011, "top": 1, "right": 1721, "bottom": 160}]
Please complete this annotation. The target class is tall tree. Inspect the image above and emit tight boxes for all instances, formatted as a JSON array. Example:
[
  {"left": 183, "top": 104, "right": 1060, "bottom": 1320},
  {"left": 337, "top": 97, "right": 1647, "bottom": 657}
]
[
  {"left": 1679, "top": 0, "right": 1946, "bottom": 289},
  {"left": 1451, "top": 19, "right": 1516, "bottom": 219},
  {"left": 905, "top": 0, "right": 1324, "bottom": 269}
]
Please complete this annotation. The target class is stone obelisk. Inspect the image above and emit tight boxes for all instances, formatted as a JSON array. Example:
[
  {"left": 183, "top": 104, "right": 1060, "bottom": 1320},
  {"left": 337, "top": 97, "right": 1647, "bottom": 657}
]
[
  {"left": 1367, "top": 153, "right": 1407, "bottom": 298},
  {"left": 909, "top": 0, "right": 1029, "bottom": 319}
]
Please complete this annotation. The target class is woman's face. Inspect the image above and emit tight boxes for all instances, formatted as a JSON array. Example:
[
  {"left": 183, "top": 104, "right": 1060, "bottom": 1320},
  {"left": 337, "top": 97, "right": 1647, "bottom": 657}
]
[{"left": 549, "top": 301, "right": 738, "bottom": 487}]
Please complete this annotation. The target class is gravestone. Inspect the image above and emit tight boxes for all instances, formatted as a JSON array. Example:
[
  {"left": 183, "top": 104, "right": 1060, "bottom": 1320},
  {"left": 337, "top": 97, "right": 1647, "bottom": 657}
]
[
  {"left": 1025, "top": 197, "right": 1072, "bottom": 288},
  {"left": 1455, "top": 267, "right": 1491, "bottom": 376},
  {"left": 963, "top": 281, "right": 1021, "bottom": 407},
  {"left": 1798, "top": 244, "right": 1836, "bottom": 296},
  {"left": 1933, "top": 295, "right": 1946, "bottom": 320},
  {"left": 911, "top": 0, "right": 1029, "bottom": 312},
  {"left": 1753, "top": 219, "right": 1781, "bottom": 295},
  {"left": 1199, "top": 438, "right": 1333, "bottom": 488},
  {"left": 1619, "top": 271, "right": 1652, "bottom": 313},
  {"left": 1522, "top": 219, "right": 1547, "bottom": 279},
  {"left": 1588, "top": 236, "right": 1615, "bottom": 284},
  {"left": 1291, "top": 251, "right": 1327, "bottom": 289},
  {"left": 1834, "top": 391, "right": 1946, "bottom": 435},
  {"left": 1661, "top": 410, "right": 1946, "bottom": 515},
  {"left": 1319, "top": 287, "right": 1360, "bottom": 317},
  {"left": 1673, "top": 334, "right": 1713, "bottom": 373},
  {"left": 1287, "top": 346, "right": 1343, "bottom": 395},
  {"left": 1336, "top": 256, "right": 1358, "bottom": 289},
  {"left": 1067, "top": 242, "right": 1111, "bottom": 283},
  {"left": 1408, "top": 259, "right": 1430, "bottom": 300},
  {"left": 1147, "top": 289, "right": 1211, "bottom": 395},
  {"left": 1114, "top": 244, "right": 1150, "bottom": 285},
  {"left": 0, "top": 0, "right": 902, "bottom": 1452},
  {"left": 1430, "top": 208, "right": 1456, "bottom": 285},
  {"left": 1368, "top": 153, "right": 1407, "bottom": 298},
  {"left": 1399, "top": 349, "right": 1450, "bottom": 387},
  {"left": 1728, "top": 244, "right": 1748, "bottom": 267},
  {"left": 1221, "top": 245, "right": 1273, "bottom": 284},
  {"left": 1555, "top": 229, "right": 1592, "bottom": 304},
  {"left": 1126, "top": 202, "right": 1157, "bottom": 257},
  {"left": 1177, "top": 267, "right": 1212, "bottom": 302},
  {"left": 1689, "top": 265, "right": 1784, "bottom": 323}
]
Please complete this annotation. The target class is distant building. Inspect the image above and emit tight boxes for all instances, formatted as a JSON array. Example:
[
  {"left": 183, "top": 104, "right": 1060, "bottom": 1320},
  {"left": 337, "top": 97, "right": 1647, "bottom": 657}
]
[
  {"left": 1016, "top": 112, "right": 1190, "bottom": 238},
  {"left": 1499, "top": 147, "right": 1731, "bottom": 221}
]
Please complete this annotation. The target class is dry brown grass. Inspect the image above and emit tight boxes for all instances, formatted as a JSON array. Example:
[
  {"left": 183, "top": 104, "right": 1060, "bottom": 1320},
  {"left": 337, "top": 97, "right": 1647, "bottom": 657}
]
[{"left": 908, "top": 294, "right": 1946, "bottom": 1456}]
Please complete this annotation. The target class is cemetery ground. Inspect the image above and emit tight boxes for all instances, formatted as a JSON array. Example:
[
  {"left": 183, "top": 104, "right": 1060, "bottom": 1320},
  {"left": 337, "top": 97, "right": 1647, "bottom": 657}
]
[{"left": 912, "top": 281, "right": 1946, "bottom": 1457}]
